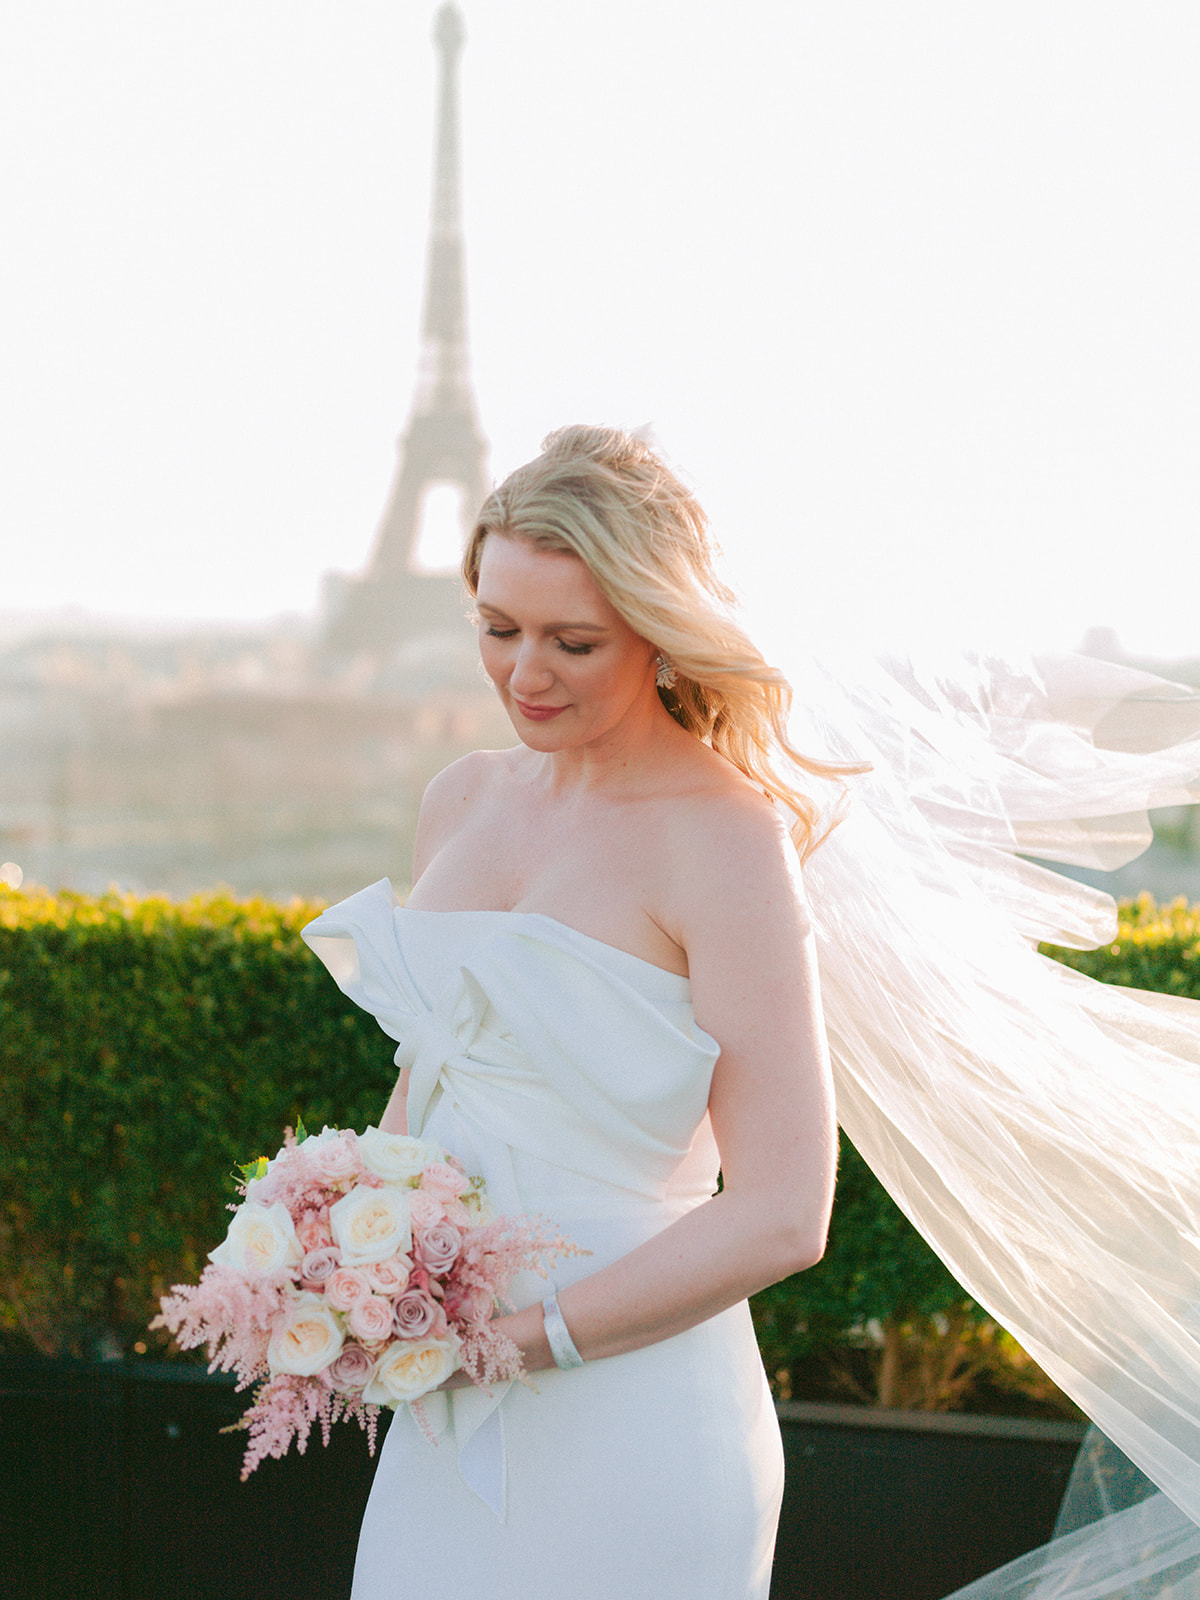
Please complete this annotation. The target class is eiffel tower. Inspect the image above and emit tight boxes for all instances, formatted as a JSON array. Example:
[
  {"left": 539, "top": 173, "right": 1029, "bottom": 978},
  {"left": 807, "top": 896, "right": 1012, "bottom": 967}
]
[{"left": 323, "top": 2, "right": 488, "bottom": 658}]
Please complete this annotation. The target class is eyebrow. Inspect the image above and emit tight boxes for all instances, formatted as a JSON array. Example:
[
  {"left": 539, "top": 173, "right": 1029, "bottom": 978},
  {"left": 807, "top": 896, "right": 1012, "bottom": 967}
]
[{"left": 476, "top": 603, "right": 609, "bottom": 633}]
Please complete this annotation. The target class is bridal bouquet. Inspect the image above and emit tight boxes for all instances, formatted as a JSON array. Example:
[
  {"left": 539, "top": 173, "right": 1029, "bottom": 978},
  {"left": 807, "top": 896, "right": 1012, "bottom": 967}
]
[{"left": 153, "top": 1124, "right": 578, "bottom": 1478}]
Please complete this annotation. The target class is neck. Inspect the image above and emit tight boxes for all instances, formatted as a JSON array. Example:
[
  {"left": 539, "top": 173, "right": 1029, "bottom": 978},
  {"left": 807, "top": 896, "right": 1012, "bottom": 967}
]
[{"left": 530, "top": 694, "right": 693, "bottom": 797}]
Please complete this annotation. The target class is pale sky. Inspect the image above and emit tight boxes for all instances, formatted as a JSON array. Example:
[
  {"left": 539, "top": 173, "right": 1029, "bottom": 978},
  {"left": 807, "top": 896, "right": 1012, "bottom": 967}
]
[{"left": 3, "top": 1, "right": 1198, "bottom": 659}]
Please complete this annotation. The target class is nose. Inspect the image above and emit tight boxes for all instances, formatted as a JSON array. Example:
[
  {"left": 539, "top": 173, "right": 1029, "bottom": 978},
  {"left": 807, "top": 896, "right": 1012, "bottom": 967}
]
[{"left": 509, "top": 637, "right": 555, "bottom": 696}]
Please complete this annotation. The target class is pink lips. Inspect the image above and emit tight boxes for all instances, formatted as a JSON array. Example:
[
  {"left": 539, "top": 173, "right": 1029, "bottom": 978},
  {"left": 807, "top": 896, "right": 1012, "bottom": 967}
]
[{"left": 515, "top": 700, "right": 567, "bottom": 722}]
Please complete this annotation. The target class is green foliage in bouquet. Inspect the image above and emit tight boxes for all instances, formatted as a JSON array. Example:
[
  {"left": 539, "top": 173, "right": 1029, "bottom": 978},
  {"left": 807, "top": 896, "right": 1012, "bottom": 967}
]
[
  {"left": 0, "top": 886, "right": 395, "bottom": 1359},
  {"left": 2, "top": 884, "right": 1197, "bottom": 1415}
]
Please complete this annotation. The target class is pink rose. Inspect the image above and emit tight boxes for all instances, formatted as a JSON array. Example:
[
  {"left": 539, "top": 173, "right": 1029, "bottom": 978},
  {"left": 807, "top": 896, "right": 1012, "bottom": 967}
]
[
  {"left": 414, "top": 1221, "right": 462, "bottom": 1276},
  {"left": 303, "top": 1130, "right": 361, "bottom": 1185},
  {"left": 296, "top": 1212, "right": 334, "bottom": 1252},
  {"left": 348, "top": 1294, "right": 396, "bottom": 1344},
  {"left": 300, "top": 1245, "right": 341, "bottom": 1288},
  {"left": 419, "top": 1161, "right": 469, "bottom": 1202},
  {"left": 439, "top": 1198, "right": 472, "bottom": 1229},
  {"left": 443, "top": 1283, "right": 494, "bottom": 1328},
  {"left": 408, "top": 1192, "right": 444, "bottom": 1229},
  {"left": 393, "top": 1289, "right": 442, "bottom": 1339},
  {"left": 325, "top": 1267, "right": 371, "bottom": 1312},
  {"left": 365, "top": 1254, "right": 411, "bottom": 1295},
  {"left": 326, "top": 1342, "right": 374, "bottom": 1392}
]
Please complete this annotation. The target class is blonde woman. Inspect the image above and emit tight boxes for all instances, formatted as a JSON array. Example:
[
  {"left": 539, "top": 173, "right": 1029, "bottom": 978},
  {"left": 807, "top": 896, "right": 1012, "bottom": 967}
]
[{"left": 304, "top": 427, "right": 1200, "bottom": 1600}]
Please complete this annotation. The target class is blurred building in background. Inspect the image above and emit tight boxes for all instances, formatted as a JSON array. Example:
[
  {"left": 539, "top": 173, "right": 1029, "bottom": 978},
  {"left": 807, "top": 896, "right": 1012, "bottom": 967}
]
[
  {"left": 0, "top": 613, "right": 506, "bottom": 900},
  {"left": 0, "top": 2, "right": 508, "bottom": 903}
]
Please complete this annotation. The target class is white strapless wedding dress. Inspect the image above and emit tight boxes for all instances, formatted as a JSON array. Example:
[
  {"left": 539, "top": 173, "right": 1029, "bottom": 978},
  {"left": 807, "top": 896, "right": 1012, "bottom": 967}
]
[
  {"left": 304, "top": 651, "right": 1200, "bottom": 1600},
  {"left": 302, "top": 886, "right": 783, "bottom": 1600}
]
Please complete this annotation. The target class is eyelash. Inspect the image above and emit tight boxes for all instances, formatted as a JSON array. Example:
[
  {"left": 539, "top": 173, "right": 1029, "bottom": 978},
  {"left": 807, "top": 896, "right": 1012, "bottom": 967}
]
[{"left": 483, "top": 626, "right": 595, "bottom": 656}]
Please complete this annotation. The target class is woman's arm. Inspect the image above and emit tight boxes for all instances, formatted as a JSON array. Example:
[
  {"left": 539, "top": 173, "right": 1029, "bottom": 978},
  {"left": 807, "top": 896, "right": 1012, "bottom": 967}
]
[
  {"left": 487, "top": 796, "right": 838, "bottom": 1375},
  {"left": 378, "top": 1068, "right": 410, "bottom": 1136}
]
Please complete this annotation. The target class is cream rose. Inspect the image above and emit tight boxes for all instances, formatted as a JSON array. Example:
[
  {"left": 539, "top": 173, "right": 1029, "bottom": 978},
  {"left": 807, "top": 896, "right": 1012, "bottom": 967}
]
[
  {"left": 266, "top": 1292, "right": 345, "bottom": 1376},
  {"left": 329, "top": 1185, "right": 412, "bottom": 1265},
  {"left": 363, "top": 1333, "right": 461, "bottom": 1406},
  {"left": 357, "top": 1128, "right": 443, "bottom": 1186},
  {"left": 209, "top": 1201, "right": 302, "bottom": 1276}
]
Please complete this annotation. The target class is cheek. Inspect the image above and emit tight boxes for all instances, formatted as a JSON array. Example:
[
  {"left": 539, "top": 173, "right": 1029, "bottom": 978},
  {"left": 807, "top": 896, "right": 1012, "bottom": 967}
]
[{"left": 477, "top": 634, "right": 507, "bottom": 680}]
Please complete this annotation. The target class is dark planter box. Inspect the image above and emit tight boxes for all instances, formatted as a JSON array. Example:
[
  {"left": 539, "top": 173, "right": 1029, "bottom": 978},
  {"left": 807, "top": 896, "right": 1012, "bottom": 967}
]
[
  {"left": 772, "top": 1401, "right": 1086, "bottom": 1600},
  {"left": 1, "top": 1358, "right": 1084, "bottom": 1600},
  {"left": 0, "top": 1356, "right": 382, "bottom": 1600}
]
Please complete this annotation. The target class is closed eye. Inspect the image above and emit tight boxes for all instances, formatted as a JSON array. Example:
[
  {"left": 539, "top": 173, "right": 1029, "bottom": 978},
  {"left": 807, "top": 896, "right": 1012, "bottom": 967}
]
[{"left": 483, "top": 625, "right": 594, "bottom": 656}]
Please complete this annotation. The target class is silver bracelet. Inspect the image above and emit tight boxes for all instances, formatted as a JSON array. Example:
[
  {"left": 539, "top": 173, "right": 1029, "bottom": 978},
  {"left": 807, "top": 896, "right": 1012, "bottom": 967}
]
[{"left": 542, "top": 1291, "right": 584, "bottom": 1369}]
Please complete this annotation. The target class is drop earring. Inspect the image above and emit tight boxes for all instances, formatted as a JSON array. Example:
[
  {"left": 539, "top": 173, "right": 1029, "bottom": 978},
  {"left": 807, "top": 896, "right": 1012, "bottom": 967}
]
[{"left": 655, "top": 655, "right": 678, "bottom": 690}]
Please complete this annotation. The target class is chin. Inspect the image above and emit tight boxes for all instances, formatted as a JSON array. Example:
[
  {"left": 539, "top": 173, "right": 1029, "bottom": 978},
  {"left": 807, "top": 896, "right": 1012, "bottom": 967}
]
[{"left": 513, "top": 724, "right": 570, "bottom": 751}]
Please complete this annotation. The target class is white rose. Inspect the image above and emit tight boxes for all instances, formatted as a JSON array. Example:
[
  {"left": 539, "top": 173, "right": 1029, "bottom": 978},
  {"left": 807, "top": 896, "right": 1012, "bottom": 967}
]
[
  {"left": 266, "top": 1292, "right": 345, "bottom": 1376},
  {"left": 357, "top": 1128, "right": 444, "bottom": 1185},
  {"left": 329, "top": 1185, "right": 413, "bottom": 1265},
  {"left": 209, "top": 1201, "right": 302, "bottom": 1276},
  {"left": 362, "top": 1333, "right": 461, "bottom": 1406}
]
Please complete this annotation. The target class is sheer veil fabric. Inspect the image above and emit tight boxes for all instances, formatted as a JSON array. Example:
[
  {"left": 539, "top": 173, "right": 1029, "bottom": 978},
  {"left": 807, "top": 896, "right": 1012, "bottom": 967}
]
[{"left": 782, "top": 650, "right": 1200, "bottom": 1598}]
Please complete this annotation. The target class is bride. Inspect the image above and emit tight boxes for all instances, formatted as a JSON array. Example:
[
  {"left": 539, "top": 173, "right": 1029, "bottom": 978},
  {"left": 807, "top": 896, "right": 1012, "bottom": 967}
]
[{"left": 304, "top": 424, "right": 1200, "bottom": 1599}]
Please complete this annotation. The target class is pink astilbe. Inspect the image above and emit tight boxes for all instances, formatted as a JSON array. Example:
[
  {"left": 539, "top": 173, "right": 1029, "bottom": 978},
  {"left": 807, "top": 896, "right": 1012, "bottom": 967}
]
[
  {"left": 452, "top": 1214, "right": 584, "bottom": 1306},
  {"left": 448, "top": 1214, "right": 587, "bottom": 1387},
  {"left": 151, "top": 1265, "right": 289, "bottom": 1387},
  {"left": 234, "top": 1374, "right": 378, "bottom": 1480}
]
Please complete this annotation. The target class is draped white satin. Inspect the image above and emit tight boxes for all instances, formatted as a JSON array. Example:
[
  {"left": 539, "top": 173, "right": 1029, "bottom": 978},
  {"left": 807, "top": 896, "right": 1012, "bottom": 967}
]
[{"left": 303, "top": 893, "right": 783, "bottom": 1599}]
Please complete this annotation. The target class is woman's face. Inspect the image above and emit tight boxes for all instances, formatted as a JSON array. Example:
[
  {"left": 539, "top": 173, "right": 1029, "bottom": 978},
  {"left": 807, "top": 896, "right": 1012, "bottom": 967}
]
[{"left": 474, "top": 532, "right": 659, "bottom": 751}]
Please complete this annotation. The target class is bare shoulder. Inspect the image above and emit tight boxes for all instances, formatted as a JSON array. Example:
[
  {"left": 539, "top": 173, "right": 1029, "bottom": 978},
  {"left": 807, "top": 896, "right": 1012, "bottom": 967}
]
[
  {"left": 420, "top": 748, "right": 511, "bottom": 813},
  {"left": 669, "top": 758, "right": 804, "bottom": 897},
  {"left": 658, "top": 759, "right": 812, "bottom": 957},
  {"left": 413, "top": 748, "right": 519, "bottom": 879}
]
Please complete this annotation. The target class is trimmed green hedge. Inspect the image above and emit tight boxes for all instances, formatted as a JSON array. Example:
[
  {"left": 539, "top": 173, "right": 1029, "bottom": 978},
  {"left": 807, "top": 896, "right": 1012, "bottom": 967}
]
[
  {"left": 0, "top": 887, "right": 395, "bottom": 1358},
  {"left": 2, "top": 885, "right": 1197, "bottom": 1414}
]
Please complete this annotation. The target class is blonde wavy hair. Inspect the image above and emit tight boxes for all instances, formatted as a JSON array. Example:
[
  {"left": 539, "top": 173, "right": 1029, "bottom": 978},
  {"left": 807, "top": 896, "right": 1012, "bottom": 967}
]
[{"left": 463, "top": 425, "right": 862, "bottom": 858}]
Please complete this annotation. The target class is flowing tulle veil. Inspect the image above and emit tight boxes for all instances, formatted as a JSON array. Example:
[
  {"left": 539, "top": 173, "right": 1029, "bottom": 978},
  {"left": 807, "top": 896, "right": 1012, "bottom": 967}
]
[{"left": 770, "top": 644, "right": 1200, "bottom": 1598}]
